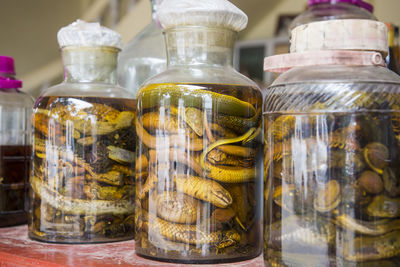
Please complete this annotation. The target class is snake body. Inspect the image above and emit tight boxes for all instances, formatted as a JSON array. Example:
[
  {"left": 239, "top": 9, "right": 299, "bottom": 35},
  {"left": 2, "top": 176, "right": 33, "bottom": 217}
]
[
  {"left": 138, "top": 83, "right": 256, "bottom": 118},
  {"left": 156, "top": 192, "right": 200, "bottom": 224},
  {"left": 136, "top": 118, "right": 204, "bottom": 151},
  {"left": 31, "top": 176, "right": 133, "bottom": 215},
  {"left": 144, "top": 211, "right": 238, "bottom": 245},
  {"left": 343, "top": 230, "right": 400, "bottom": 262}
]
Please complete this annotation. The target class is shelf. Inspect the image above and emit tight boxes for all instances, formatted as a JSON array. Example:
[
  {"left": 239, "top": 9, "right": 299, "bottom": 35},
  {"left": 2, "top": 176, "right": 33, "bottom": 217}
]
[{"left": 0, "top": 225, "right": 264, "bottom": 267}]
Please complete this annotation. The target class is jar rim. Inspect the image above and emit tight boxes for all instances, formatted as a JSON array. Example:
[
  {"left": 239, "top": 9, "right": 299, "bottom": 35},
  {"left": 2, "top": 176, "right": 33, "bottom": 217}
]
[{"left": 264, "top": 50, "right": 385, "bottom": 73}]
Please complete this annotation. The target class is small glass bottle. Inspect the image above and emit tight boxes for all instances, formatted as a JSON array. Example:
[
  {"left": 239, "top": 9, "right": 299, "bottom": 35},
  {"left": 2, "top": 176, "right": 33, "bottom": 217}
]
[
  {"left": 118, "top": 0, "right": 166, "bottom": 96},
  {"left": 290, "top": 0, "right": 376, "bottom": 31},
  {"left": 135, "top": 0, "right": 263, "bottom": 263},
  {"left": 29, "top": 21, "right": 136, "bottom": 243},
  {"left": 0, "top": 55, "right": 33, "bottom": 227}
]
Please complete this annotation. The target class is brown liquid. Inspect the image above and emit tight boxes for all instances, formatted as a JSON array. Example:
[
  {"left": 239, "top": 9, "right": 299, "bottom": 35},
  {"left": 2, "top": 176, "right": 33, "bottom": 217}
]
[
  {"left": 30, "top": 96, "right": 136, "bottom": 243},
  {"left": 0, "top": 145, "right": 30, "bottom": 227},
  {"left": 136, "top": 83, "right": 263, "bottom": 263}
]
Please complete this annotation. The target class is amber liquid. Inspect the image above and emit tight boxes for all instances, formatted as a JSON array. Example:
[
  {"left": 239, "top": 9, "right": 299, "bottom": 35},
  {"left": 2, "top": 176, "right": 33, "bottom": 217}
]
[
  {"left": 136, "top": 83, "right": 263, "bottom": 263},
  {"left": 29, "top": 96, "right": 136, "bottom": 243},
  {"left": 0, "top": 145, "right": 30, "bottom": 227}
]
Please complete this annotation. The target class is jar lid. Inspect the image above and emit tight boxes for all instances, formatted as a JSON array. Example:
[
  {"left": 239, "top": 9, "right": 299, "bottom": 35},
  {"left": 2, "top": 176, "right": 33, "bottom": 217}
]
[
  {"left": 0, "top": 55, "right": 22, "bottom": 89},
  {"left": 264, "top": 50, "right": 385, "bottom": 73},
  {"left": 57, "top": 20, "right": 122, "bottom": 49},
  {"left": 0, "top": 55, "right": 16, "bottom": 75},
  {"left": 308, "top": 0, "right": 374, "bottom": 12},
  {"left": 157, "top": 0, "right": 248, "bottom": 32},
  {"left": 291, "top": 19, "right": 388, "bottom": 54}
]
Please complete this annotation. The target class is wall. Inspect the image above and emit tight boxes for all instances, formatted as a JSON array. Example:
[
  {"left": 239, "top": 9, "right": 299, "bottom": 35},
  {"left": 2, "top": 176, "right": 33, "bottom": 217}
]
[
  {"left": 240, "top": 0, "right": 400, "bottom": 41},
  {"left": 240, "top": 0, "right": 306, "bottom": 40},
  {"left": 0, "top": 0, "right": 90, "bottom": 75},
  {"left": 1, "top": 0, "right": 399, "bottom": 79},
  {"left": 370, "top": 0, "right": 400, "bottom": 27}
]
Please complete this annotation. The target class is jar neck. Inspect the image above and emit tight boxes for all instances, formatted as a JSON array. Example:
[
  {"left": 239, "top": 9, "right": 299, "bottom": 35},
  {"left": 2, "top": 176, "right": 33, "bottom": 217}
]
[
  {"left": 165, "top": 27, "right": 236, "bottom": 68},
  {"left": 151, "top": 0, "right": 163, "bottom": 21},
  {"left": 62, "top": 46, "right": 119, "bottom": 84}
]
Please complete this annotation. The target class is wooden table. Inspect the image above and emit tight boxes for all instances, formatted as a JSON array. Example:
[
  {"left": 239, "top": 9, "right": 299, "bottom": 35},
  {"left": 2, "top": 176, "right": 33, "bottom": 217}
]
[{"left": 0, "top": 225, "right": 264, "bottom": 267}]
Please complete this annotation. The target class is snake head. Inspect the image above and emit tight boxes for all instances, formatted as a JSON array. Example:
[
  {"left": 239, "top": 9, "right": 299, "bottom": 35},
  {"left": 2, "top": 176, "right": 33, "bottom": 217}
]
[
  {"left": 210, "top": 185, "right": 233, "bottom": 208},
  {"left": 225, "top": 230, "right": 241, "bottom": 243},
  {"left": 216, "top": 230, "right": 241, "bottom": 253},
  {"left": 219, "top": 230, "right": 241, "bottom": 248}
]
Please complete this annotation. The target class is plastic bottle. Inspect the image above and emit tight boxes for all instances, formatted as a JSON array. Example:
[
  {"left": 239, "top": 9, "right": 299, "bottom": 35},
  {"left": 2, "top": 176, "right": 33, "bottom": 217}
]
[{"left": 0, "top": 55, "right": 33, "bottom": 227}]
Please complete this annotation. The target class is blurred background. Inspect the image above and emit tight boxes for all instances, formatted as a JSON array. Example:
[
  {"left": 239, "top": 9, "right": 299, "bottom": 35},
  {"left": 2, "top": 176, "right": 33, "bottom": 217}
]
[{"left": 0, "top": 0, "right": 399, "bottom": 97}]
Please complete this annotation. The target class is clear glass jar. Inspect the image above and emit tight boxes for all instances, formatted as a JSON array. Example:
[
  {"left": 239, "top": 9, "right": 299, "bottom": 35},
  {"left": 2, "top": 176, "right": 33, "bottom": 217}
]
[
  {"left": 29, "top": 46, "right": 136, "bottom": 243},
  {"left": 118, "top": 0, "right": 166, "bottom": 96},
  {"left": 0, "top": 56, "right": 33, "bottom": 227},
  {"left": 263, "top": 64, "right": 400, "bottom": 266},
  {"left": 135, "top": 26, "right": 263, "bottom": 263},
  {"left": 290, "top": 0, "right": 376, "bottom": 31}
]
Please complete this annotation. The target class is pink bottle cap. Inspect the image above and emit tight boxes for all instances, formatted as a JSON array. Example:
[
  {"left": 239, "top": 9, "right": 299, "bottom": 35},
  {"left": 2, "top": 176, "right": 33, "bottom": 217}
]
[
  {"left": 264, "top": 50, "right": 385, "bottom": 73},
  {"left": 0, "top": 55, "right": 22, "bottom": 89},
  {"left": 308, "top": 0, "right": 373, "bottom": 13}
]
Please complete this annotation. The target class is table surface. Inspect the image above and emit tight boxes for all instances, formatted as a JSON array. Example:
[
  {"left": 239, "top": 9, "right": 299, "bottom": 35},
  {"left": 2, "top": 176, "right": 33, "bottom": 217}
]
[{"left": 0, "top": 225, "right": 264, "bottom": 267}]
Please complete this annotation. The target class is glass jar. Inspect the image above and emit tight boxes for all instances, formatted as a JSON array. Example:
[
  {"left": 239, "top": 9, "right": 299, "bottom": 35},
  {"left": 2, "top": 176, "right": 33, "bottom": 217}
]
[
  {"left": 29, "top": 45, "right": 136, "bottom": 243},
  {"left": 290, "top": 0, "right": 376, "bottom": 31},
  {"left": 118, "top": 0, "right": 166, "bottom": 96},
  {"left": 263, "top": 54, "right": 400, "bottom": 265},
  {"left": 0, "top": 55, "right": 33, "bottom": 227},
  {"left": 135, "top": 26, "right": 263, "bottom": 264}
]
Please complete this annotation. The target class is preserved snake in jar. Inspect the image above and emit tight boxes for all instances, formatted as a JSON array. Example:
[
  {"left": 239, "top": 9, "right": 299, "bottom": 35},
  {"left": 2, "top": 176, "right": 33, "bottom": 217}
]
[
  {"left": 135, "top": 1, "right": 263, "bottom": 262},
  {"left": 29, "top": 21, "right": 136, "bottom": 243},
  {"left": 136, "top": 83, "right": 263, "bottom": 263},
  {"left": 31, "top": 97, "right": 135, "bottom": 242},
  {"left": 264, "top": 68, "right": 400, "bottom": 265}
]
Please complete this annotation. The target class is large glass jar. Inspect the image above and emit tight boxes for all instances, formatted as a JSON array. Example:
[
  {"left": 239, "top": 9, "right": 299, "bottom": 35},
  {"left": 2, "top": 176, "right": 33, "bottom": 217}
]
[
  {"left": 29, "top": 22, "right": 136, "bottom": 243},
  {"left": 118, "top": 0, "right": 166, "bottom": 96},
  {"left": 290, "top": 0, "right": 376, "bottom": 30},
  {"left": 135, "top": 0, "right": 263, "bottom": 263},
  {"left": 0, "top": 55, "right": 33, "bottom": 227},
  {"left": 263, "top": 53, "right": 400, "bottom": 265}
]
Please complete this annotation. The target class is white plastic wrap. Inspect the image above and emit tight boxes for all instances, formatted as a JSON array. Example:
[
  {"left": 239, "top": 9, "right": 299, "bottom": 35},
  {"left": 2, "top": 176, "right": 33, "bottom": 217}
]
[
  {"left": 57, "top": 20, "right": 122, "bottom": 49},
  {"left": 157, "top": 0, "right": 248, "bottom": 32}
]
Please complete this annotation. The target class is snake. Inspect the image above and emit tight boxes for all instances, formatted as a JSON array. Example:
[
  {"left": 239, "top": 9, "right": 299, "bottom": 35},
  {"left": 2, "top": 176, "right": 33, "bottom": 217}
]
[
  {"left": 149, "top": 148, "right": 202, "bottom": 175},
  {"left": 199, "top": 127, "right": 256, "bottom": 183},
  {"left": 136, "top": 117, "right": 204, "bottom": 151},
  {"left": 141, "top": 210, "right": 240, "bottom": 246},
  {"left": 137, "top": 83, "right": 256, "bottom": 118},
  {"left": 343, "top": 230, "right": 400, "bottom": 262},
  {"left": 332, "top": 214, "right": 400, "bottom": 236},
  {"left": 156, "top": 192, "right": 200, "bottom": 224},
  {"left": 31, "top": 176, "right": 133, "bottom": 215},
  {"left": 216, "top": 107, "right": 262, "bottom": 134},
  {"left": 35, "top": 107, "right": 135, "bottom": 136},
  {"left": 174, "top": 174, "right": 232, "bottom": 208}
]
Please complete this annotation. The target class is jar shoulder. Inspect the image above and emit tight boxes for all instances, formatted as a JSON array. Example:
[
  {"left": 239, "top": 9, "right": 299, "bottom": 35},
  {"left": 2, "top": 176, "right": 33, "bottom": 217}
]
[
  {"left": 140, "top": 66, "right": 260, "bottom": 90},
  {"left": 264, "top": 66, "right": 400, "bottom": 113},
  {"left": 0, "top": 90, "right": 34, "bottom": 108},
  {"left": 38, "top": 82, "right": 135, "bottom": 100}
]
